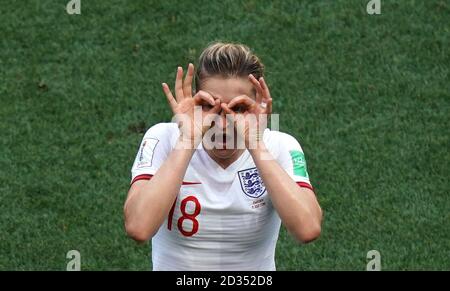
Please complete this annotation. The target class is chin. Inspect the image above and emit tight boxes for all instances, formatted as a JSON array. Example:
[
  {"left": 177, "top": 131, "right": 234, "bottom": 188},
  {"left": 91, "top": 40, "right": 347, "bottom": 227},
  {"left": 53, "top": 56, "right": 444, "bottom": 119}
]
[{"left": 211, "top": 148, "right": 236, "bottom": 159}]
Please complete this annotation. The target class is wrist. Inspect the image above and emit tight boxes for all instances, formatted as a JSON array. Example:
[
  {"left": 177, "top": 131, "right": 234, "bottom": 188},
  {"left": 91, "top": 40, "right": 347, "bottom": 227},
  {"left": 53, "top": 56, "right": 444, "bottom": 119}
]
[
  {"left": 248, "top": 139, "right": 276, "bottom": 162},
  {"left": 248, "top": 140, "right": 267, "bottom": 155},
  {"left": 175, "top": 137, "right": 199, "bottom": 152},
  {"left": 245, "top": 127, "right": 265, "bottom": 149}
]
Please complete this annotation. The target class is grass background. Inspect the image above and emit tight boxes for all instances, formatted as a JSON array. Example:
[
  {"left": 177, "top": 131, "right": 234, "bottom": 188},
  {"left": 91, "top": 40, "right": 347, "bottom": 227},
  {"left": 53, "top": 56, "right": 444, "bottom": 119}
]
[{"left": 0, "top": 0, "right": 448, "bottom": 270}]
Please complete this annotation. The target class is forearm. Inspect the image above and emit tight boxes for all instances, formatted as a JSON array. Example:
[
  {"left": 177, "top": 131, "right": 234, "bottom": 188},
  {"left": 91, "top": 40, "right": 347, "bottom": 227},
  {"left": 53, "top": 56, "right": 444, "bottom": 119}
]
[
  {"left": 249, "top": 142, "right": 322, "bottom": 243},
  {"left": 124, "top": 139, "right": 195, "bottom": 240}
]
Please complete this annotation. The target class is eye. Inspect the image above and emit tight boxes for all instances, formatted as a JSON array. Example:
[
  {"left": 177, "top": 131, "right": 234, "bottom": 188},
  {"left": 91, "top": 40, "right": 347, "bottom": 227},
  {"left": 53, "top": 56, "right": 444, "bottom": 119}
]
[
  {"left": 233, "top": 105, "right": 247, "bottom": 113},
  {"left": 202, "top": 103, "right": 213, "bottom": 111}
]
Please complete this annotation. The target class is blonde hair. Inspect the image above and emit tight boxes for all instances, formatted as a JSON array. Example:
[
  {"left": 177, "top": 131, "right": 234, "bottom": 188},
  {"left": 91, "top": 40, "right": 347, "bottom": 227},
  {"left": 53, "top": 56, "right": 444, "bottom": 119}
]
[{"left": 195, "top": 42, "right": 265, "bottom": 91}]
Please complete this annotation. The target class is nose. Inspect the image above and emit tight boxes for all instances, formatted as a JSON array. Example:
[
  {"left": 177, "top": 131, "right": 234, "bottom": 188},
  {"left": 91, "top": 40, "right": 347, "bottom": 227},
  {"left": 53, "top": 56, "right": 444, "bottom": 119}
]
[{"left": 213, "top": 109, "right": 232, "bottom": 131}]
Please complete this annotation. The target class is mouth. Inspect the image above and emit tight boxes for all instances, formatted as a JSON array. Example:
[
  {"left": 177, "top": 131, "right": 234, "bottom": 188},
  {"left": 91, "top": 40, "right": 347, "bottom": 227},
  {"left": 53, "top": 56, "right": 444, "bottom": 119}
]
[{"left": 211, "top": 133, "right": 233, "bottom": 149}]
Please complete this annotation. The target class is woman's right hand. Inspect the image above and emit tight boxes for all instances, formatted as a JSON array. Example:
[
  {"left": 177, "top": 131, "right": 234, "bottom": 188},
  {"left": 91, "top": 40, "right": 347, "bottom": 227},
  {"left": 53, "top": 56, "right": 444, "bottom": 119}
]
[{"left": 162, "top": 64, "right": 221, "bottom": 148}]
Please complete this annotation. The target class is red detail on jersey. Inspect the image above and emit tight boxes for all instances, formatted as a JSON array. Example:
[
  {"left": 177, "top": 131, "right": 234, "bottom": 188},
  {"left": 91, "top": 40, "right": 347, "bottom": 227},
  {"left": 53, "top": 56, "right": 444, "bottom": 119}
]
[
  {"left": 168, "top": 196, "right": 202, "bottom": 237},
  {"left": 130, "top": 174, "right": 201, "bottom": 186},
  {"left": 177, "top": 196, "right": 201, "bottom": 237},
  {"left": 167, "top": 197, "right": 178, "bottom": 231},
  {"left": 296, "top": 181, "right": 314, "bottom": 192},
  {"left": 131, "top": 174, "right": 153, "bottom": 185},
  {"left": 181, "top": 181, "right": 202, "bottom": 185}
]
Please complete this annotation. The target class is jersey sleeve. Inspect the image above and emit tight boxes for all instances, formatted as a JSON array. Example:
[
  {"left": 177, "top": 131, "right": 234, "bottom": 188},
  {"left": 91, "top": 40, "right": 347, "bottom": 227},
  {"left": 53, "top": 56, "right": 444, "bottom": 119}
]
[
  {"left": 268, "top": 131, "right": 313, "bottom": 190},
  {"left": 130, "top": 123, "right": 178, "bottom": 184}
]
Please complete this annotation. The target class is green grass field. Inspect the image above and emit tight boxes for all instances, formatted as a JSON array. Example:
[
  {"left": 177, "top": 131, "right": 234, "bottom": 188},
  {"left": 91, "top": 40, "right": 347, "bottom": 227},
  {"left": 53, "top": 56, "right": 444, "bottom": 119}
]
[{"left": 0, "top": 0, "right": 449, "bottom": 270}]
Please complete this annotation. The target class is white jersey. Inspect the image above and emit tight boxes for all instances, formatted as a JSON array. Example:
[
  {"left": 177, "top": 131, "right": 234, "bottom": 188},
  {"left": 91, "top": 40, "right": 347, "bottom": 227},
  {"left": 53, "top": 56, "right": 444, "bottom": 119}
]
[{"left": 131, "top": 123, "right": 313, "bottom": 271}]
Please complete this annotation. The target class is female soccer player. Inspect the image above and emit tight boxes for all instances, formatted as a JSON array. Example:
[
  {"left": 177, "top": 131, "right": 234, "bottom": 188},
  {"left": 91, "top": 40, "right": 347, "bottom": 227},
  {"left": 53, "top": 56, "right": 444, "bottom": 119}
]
[{"left": 124, "top": 42, "right": 322, "bottom": 270}]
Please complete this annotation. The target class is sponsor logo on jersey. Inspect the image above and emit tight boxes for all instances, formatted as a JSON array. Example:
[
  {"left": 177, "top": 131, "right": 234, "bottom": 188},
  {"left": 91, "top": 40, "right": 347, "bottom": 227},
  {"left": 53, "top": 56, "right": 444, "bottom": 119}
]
[
  {"left": 138, "top": 141, "right": 146, "bottom": 162},
  {"left": 238, "top": 167, "right": 266, "bottom": 198},
  {"left": 289, "top": 150, "right": 309, "bottom": 178},
  {"left": 137, "top": 137, "right": 159, "bottom": 168}
]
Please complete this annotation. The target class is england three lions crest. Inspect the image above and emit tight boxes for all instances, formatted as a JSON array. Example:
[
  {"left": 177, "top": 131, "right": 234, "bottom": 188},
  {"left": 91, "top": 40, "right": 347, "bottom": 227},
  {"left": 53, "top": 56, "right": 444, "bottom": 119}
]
[{"left": 238, "top": 167, "right": 266, "bottom": 198}]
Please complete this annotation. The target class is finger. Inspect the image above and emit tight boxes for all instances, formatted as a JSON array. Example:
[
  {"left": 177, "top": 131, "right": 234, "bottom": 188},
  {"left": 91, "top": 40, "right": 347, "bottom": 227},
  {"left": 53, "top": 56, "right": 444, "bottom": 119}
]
[
  {"left": 265, "top": 98, "right": 273, "bottom": 114},
  {"left": 162, "top": 83, "right": 177, "bottom": 110},
  {"left": 249, "top": 74, "right": 263, "bottom": 104},
  {"left": 183, "top": 63, "right": 194, "bottom": 98},
  {"left": 175, "top": 66, "right": 184, "bottom": 101},
  {"left": 208, "top": 99, "right": 221, "bottom": 114},
  {"left": 259, "top": 77, "right": 272, "bottom": 102},
  {"left": 221, "top": 103, "right": 238, "bottom": 127},
  {"left": 194, "top": 90, "right": 215, "bottom": 106},
  {"left": 221, "top": 103, "right": 235, "bottom": 115},
  {"left": 227, "top": 95, "right": 255, "bottom": 110}
]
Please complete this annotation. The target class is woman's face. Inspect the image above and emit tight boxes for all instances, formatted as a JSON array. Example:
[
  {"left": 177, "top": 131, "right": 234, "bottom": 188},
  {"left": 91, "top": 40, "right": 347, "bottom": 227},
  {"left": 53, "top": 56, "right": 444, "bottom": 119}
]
[{"left": 199, "top": 76, "right": 255, "bottom": 160}]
